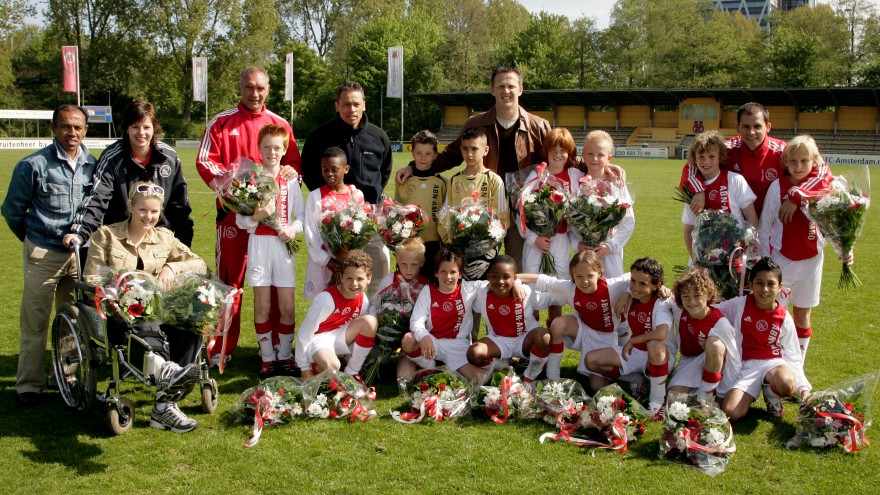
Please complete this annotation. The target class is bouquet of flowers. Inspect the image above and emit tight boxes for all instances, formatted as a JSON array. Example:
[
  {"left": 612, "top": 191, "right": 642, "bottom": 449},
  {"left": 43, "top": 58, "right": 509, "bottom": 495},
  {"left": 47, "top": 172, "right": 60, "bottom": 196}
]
[
  {"left": 301, "top": 370, "right": 377, "bottom": 422},
  {"left": 94, "top": 270, "right": 162, "bottom": 325},
  {"left": 659, "top": 393, "right": 736, "bottom": 476},
  {"left": 230, "top": 376, "right": 305, "bottom": 448},
  {"left": 361, "top": 280, "right": 426, "bottom": 385},
  {"left": 475, "top": 367, "right": 536, "bottom": 423},
  {"left": 438, "top": 191, "right": 506, "bottom": 263},
  {"left": 805, "top": 176, "right": 870, "bottom": 289},
  {"left": 787, "top": 371, "right": 879, "bottom": 453},
  {"left": 566, "top": 175, "right": 631, "bottom": 248},
  {"left": 212, "top": 157, "right": 300, "bottom": 255},
  {"left": 506, "top": 167, "right": 536, "bottom": 236},
  {"left": 375, "top": 197, "right": 428, "bottom": 249},
  {"left": 160, "top": 272, "right": 241, "bottom": 337},
  {"left": 318, "top": 199, "right": 379, "bottom": 261},
  {"left": 530, "top": 379, "right": 590, "bottom": 429},
  {"left": 391, "top": 367, "right": 471, "bottom": 423},
  {"left": 691, "top": 210, "right": 759, "bottom": 300},
  {"left": 518, "top": 163, "right": 568, "bottom": 275}
]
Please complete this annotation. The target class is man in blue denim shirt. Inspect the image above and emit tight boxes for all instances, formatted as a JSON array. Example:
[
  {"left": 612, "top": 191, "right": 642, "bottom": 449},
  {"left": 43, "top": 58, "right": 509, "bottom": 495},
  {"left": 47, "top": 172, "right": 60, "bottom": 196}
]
[{"left": 2, "top": 105, "right": 96, "bottom": 406}]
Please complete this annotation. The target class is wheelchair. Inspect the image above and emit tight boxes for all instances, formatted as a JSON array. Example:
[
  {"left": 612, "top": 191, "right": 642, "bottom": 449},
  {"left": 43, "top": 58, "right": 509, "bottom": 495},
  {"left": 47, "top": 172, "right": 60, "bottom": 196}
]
[{"left": 51, "top": 248, "right": 221, "bottom": 435}]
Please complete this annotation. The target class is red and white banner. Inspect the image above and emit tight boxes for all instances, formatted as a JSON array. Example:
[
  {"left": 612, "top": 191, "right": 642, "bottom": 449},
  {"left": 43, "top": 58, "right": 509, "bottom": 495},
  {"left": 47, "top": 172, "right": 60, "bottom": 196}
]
[
  {"left": 284, "top": 53, "right": 294, "bottom": 101},
  {"left": 386, "top": 46, "right": 403, "bottom": 99},
  {"left": 61, "top": 46, "right": 79, "bottom": 93},
  {"left": 192, "top": 57, "right": 208, "bottom": 102}
]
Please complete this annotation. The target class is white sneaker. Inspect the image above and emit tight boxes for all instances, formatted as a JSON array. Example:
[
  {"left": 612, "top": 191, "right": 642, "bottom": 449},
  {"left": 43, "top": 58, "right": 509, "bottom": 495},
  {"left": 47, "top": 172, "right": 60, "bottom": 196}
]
[
  {"left": 150, "top": 403, "right": 198, "bottom": 433},
  {"left": 210, "top": 354, "right": 231, "bottom": 368},
  {"left": 649, "top": 402, "right": 664, "bottom": 421},
  {"left": 155, "top": 361, "right": 200, "bottom": 399}
]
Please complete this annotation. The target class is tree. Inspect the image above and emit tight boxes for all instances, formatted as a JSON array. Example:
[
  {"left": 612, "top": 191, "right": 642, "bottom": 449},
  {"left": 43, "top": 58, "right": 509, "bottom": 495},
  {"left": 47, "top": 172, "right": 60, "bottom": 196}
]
[
  {"left": 767, "top": 4, "right": 849, "bottom": 87},
  {"left": 496, "top": 12, "right": 581, "bottom": 89},
  {"left": 835, "top": 0, "right": 878, "bottom": 85},
  {"left": 265, "top": 40, "right": 334, "bottom": 136}
]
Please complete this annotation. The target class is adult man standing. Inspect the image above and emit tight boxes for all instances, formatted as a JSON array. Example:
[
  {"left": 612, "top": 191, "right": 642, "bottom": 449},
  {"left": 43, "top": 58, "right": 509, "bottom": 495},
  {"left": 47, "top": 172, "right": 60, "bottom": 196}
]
[
  {"left": 196, "top": 67, "right": 302, "bottom": 365},
  {"left": 395, "top": 66, "right": 551, "bottom": 265},
  {"left": 301, "top": 81, "right": 392, "bottom": 298},
  {"left": 2, "top": 105, "right": 97, "bottom": 406}
]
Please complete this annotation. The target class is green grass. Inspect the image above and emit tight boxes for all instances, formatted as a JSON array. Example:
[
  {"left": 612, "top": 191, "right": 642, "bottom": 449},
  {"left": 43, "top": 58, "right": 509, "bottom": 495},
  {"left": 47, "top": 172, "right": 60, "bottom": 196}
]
[{"left": 0, "top": 148, "right": 878, "bottom": 494}]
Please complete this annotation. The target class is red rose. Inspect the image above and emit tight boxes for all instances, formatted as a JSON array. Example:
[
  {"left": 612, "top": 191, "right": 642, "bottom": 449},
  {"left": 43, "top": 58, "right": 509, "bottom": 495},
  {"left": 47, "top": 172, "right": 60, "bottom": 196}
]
[
  {"left": 322, "top": 216, "right": 332, "bottom": 225},
  {"left": 457, "top": 223, "right": 464, "bottom": 231},
  {"left": 420, "top": 382, "right": 429, "bottom": 392},
  {"left": 128, "top": 303, "right": 143, "bottom": 317},
  {"left": 549, "top": 192, "right": 564, "bottom": 204},
  {"left": 438, "top": 383, "right": 446, "bottom": 391},
  {"left": 329, "top": 410, "right": 338, "bottom": 418}
]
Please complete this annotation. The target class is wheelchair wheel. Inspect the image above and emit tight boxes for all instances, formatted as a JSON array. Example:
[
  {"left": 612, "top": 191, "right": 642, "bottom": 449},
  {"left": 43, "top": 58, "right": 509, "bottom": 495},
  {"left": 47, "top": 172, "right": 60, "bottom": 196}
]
[
  {"left": 201, "top": 379, "right": 219, "bottom": 414},
  {"left": 107, "top": 397, "right": 135, "bottom": 436},
  {"left": 51, "top": 303, "right": 96, "bottom": 413}
]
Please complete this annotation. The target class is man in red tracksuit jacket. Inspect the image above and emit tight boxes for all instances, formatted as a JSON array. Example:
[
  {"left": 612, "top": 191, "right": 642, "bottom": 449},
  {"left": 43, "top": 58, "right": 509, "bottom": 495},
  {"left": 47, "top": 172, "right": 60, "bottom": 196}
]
[{"left": 196, "top": 67, "right": 302, "bottom": 365}]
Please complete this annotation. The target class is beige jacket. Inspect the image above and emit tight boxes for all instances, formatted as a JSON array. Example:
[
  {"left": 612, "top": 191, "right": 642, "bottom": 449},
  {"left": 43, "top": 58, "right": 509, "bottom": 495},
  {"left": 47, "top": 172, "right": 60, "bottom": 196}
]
[{"left": 84, "top": 221, "right": 206, "bottom": 284}]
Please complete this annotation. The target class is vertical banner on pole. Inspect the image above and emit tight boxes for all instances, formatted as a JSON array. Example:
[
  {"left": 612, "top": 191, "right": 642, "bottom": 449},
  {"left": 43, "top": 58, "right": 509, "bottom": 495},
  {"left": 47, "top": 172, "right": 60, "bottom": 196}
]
[
  {"left": 192, "top": 57, "right": 208, "bottom": 102},
  {"left": 386, "top": 46, "right": 403, "bottom": 99},
  {"left": 61, "top": 46, "right": 80, "bottom": 105},
  {"left": 284, "top": 53, "right": 294, "bottom": 101}
]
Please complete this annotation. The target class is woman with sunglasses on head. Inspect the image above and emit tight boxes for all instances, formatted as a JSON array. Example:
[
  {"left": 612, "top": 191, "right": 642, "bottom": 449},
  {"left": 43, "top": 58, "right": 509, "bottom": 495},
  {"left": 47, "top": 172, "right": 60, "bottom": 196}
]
[
  {"left": 83, "top": 182, "right": 207, "bottom": 433},
  {"left": 65, "top": 101, "right": 194, "bottom": 249}
]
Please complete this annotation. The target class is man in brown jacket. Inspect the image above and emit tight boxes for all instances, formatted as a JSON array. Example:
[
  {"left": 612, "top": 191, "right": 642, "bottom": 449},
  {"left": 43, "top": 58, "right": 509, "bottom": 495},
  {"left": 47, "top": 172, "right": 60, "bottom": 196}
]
[{"left": 396, "top": 66, "right": 550, "bottom": 265}]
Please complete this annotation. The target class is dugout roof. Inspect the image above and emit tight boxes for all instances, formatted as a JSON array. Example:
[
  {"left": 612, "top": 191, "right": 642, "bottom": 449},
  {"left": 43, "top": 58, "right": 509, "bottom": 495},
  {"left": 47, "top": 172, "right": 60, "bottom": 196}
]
[{"left": 413, "top": 87, "right": 880, "bottom": 108}]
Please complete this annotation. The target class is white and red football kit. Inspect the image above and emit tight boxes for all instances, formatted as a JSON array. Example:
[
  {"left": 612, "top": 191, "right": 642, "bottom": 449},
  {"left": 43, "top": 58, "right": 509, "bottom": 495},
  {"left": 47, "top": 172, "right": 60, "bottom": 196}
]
[
  {"left": 711, "top": 294, "right": 810, "bottom": 398},
  {"left": 681, "top": 171, "right": 756, "bottom": 226},
  {"left": 374, "top": 271, "right": 429, "bottom": 299},
  {"left": 303, "top": 185, "right": 365, "bottom": 300},
  {"left": 614, "top": 294, "right": 674, "bottom": 376},
  {"left": 196, "top": 102, "right": 302, "bottom": 358},
  {"left": 295, "top": 285, "right": 368, "bottom": 371},
  {"left": 409, "top": 281, "right": 482, "bottom": 370},
  {"left": 668, "top": 306, "right": 738, "bottom": 390},
  {"left": 472, "top": 285, "right": 540, "bottom": 360},
  {"left": 759, "top": 178, "right": 826, "bottom": 309}
]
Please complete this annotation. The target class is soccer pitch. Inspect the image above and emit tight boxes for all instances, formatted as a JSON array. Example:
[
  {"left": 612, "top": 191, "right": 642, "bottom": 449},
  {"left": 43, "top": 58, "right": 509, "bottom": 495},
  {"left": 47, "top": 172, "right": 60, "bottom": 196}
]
[{"left": 0, "top": 148, "right": 878, "bottom": 493}]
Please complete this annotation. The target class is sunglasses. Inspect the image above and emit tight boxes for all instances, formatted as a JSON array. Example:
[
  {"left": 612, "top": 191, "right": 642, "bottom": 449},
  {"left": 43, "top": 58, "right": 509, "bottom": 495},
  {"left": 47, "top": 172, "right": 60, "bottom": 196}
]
[{"left": 134, "top": 184, "right": 165, "bottom": 196}]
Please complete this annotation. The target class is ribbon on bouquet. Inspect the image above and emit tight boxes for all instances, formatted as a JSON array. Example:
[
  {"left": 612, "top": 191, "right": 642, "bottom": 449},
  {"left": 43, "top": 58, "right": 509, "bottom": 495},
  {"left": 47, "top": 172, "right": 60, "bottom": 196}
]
[
  {"left": 392, "top": 394, "right": 441, "bottom": 423},
  {"left": 242, "top": 389, "right": 276, "bottom": 448},
  {"left": 348, "top": 386, "right": 378, "bottom": 422},
  {"left": 487, "top": 376, "right": 516, "bottom": 424},
  {"left": 816, "top": 409, "right": 868, "bottom": 452},
  {"left": 206, "top": 287, "right": 242, "bottom": 374},
  {"left": 518, "top": 163, "right": 547, "bottom": 232},
  {"left": 674, "top": 421, "right": 737, "bottom": 456},
  {"left": 539, "top": 414, "right": 630, "bottom": 453},
  {"left": 93, "top": 270, "right": 149, "bottom": 325}
]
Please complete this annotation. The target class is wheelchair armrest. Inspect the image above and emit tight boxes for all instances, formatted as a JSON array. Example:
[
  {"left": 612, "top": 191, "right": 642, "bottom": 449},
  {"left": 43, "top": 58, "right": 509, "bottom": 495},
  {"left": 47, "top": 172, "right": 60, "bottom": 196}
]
[{"left": 74, "top": 280, "right": 97, "bottom": 295}]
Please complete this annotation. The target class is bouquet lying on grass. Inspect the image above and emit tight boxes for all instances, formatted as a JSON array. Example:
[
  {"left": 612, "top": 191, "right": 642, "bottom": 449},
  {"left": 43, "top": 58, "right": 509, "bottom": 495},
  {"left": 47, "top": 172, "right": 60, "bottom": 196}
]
[
  {"left": 439, "top": 191, "right": 506, "bottom": 265},
  {"left": 392, "top": 368, "right": 471, "bottom": 423},
  {"left": 566, "top": 175, "right": 631, "bottom": 248},
  {"left": 805, "top": 175, "right": 871, "bottom": 289},
  {"left": 659, "top": 393, "right": 736, "bottom": 476},
  {"left": 361, "top": 280, "right": 426, "bottom": 385},
  {"left": 300, "top": 370, "right": 377, "bottom": 422},
  {"left": 231, "top": 376, "right": 305, "bottom": 448},
  {"left": 375, "top": 197, "right": 428, "bottom": 249},
  {"left": 93, "top": 270, "right": 162, "bottom": 325},
  {"left": 531, "top": 379, "right": 590, "bottom": 429},
  {"left": 475, "top": 367, "right": 535, "bottom": 423},
  {"left": 318, "top": 198, "right": 379, "bottom": 262},
  {"left": 161, "top": 272, "right": 241, "bottom": 337},
  {"left": 518, "top": 163, "right": 568, "bottom": 275},
  {"left": 691, "top": 210, "right": 758, "bottom": 300},
  {"left": 787, "top": 371, "right": 879, "bottom": 453},
  {"left": 212, "top": 157, "right": 300, "bottom": 255}
]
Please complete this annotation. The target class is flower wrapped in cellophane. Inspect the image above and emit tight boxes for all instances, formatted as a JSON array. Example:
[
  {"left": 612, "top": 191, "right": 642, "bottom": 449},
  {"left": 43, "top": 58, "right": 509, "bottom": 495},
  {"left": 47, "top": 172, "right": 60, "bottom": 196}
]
[
  {"left": 375, "top": 197, "right": 428, "bottom": 250},
  {"left": 361, "top": 280, "right": 426, "bottom": 385},
  {"left": 659, "top": 393, "right": 736, "bottom": 476},
  {"left": 391, "top": 367, "right": 471, "bottom": 423},
  {"left": 438, "top": 191, "right": 506, "bottom": 277},
  {"left": 93, "top": 269, "right": 162, "bottom": 325},
  {"left": 231, "top": 376, "right": 305, "bottom": 448},
  {"left": 566, "top": 175, "right": 631, "bottom": 248},
  {"left": 506, "top": 168, "right": 534, "bottom": 228},
  {"left": 805, "top": 175, "right": 870, "bottom": 289},
  {"left": 530, "top": 379, "right": 590, "bottom": 429},
  {"left": 301, "top": 370, "right": 377, "bottom": 422},
  {"left": 787, "top": 371, "right": 879, "bottom": 453},
  {"left": 518, "top": 163, "right": 568, "bottom": 275},
  {"left": 211, "top": 157, "right": 300, "bottom": 255},
  {"left": 318, "top": 198, "right": 379, "bottom": 260},
  {"left": 691, "top": 210, "right": 759, "bottom": 300},
  {"left": 475, "top": 367, "right": 536, "bottom": 423},
  {"left": 160, "top": 272, "right": 242, "bottom": 337}
]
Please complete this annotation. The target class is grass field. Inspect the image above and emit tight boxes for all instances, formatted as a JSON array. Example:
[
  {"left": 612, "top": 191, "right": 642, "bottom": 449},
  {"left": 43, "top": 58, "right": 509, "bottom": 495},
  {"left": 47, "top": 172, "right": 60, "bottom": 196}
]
[{"left": 0, "top": 147, "right": 878, "bottom": 494}]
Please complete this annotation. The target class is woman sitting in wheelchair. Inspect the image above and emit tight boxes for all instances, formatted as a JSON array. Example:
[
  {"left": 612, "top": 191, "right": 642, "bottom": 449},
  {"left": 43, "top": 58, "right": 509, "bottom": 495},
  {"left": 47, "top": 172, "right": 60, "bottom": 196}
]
[{"left": 84, "top": 181, "right": 206, "bottom": 433}]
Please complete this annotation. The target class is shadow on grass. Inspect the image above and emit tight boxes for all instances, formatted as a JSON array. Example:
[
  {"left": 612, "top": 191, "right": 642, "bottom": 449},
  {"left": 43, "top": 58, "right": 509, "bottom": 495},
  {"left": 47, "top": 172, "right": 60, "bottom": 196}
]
[{"left": 0, "top": 356, "right": 108, "bottom": 475}]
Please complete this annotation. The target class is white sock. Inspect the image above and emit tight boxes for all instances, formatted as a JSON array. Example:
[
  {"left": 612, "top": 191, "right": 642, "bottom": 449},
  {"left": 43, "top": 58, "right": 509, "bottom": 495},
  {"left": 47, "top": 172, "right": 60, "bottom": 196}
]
[
  {"left": 146, "top": 353, "right": 166, "bottom": 377},
  {"left": 344, "top": 336, "right": 374, "bottom": 375},
  {"left": 524, "top": 353, "right": 549, "bottom": 381},
  {"left": 699, "top": 380, "right": 719, "bottom": 395},
  {"left": 257, "top": 333, "right": 275, "bottom": 362},
  {"left": 648, "top": 374, "right": 668, "bottom": 407},
  {"left": 798, "top": 337, "right": 810, "bottom": 359},
  {"left": 409, "top": 353, "right": 436, "bottom": 370},
  {"left": 277, "top": 333, "right": 295, "bottom": 360},
  {"left": 545, "top": 352, "right": 563, "bottom": 380}
]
